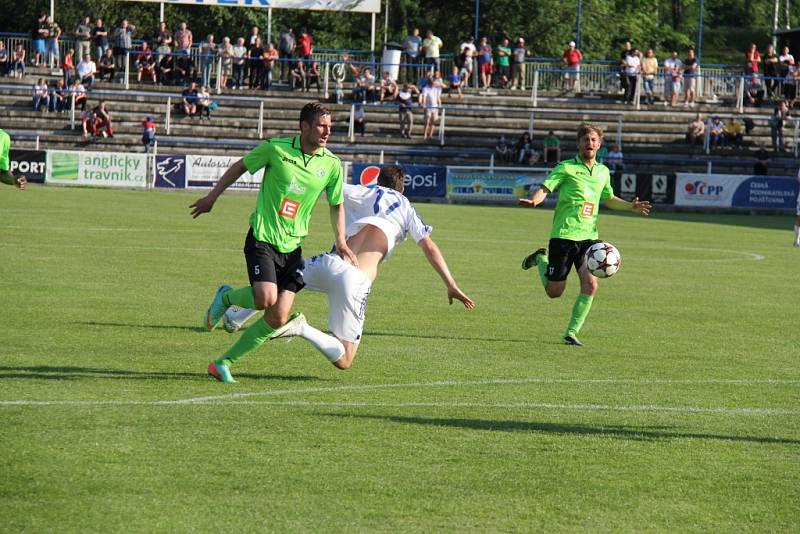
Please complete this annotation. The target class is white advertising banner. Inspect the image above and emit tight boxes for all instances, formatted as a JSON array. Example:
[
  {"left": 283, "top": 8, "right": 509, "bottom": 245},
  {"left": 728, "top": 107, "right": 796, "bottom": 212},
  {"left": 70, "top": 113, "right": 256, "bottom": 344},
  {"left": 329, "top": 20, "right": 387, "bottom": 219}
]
[
  {"left": 46, "top": 150, "right": 147, "bottom": 188},
  {"left": 119, "top": 0, "right": 380, "bottom": 13},
  {"left": 675, "top": 173, "right": 798, "bottom": 209},
  {"left": 185, "top": 155, "right": 264, "bottom": 190}
]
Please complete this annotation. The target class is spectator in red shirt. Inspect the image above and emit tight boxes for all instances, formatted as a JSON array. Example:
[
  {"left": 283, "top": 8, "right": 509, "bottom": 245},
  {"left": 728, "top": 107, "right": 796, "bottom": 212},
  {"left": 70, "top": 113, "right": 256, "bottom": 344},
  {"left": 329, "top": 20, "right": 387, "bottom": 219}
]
[
  {"left": 745, "top": 43, "right": 761, "bottom": 74},
  {"left": 297, "top": 28, "right": 312, "bottom": 63},
  {"left": 562, "top": 40, "right": 582, "bottom": 92}
]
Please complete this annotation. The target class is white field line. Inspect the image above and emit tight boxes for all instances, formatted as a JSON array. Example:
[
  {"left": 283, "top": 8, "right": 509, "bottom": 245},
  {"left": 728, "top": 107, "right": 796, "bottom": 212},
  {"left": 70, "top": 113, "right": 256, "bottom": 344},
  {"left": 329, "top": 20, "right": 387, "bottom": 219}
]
[{"left": 1, "top": 377, "right": 798, "bottom": 415}]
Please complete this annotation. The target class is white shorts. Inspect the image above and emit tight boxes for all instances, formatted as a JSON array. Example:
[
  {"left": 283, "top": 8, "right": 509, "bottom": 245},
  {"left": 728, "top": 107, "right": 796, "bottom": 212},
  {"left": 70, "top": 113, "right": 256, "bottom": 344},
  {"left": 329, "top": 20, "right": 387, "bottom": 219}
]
[
  {"left": 303, "top": 253, "right": 372, "bottom": 343},
  {"left": 796, "top": 192, "right": 800, "bottom": 216}
]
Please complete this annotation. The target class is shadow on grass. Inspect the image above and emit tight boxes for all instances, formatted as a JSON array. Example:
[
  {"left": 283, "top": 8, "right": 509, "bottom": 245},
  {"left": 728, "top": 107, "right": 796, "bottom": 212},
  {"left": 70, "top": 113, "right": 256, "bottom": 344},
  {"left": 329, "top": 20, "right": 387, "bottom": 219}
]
[
  {"left": 79, "top": 321, "right": 208, "bottom": 333},
  {"left": 326, "top": 414, "right": 800, "bottom": 445},
  {"left": 0, "top": 366, "right": 324, "bottom": 382},
  {"left": 364, "top": 331, "right": 531, "bottom": 344}
]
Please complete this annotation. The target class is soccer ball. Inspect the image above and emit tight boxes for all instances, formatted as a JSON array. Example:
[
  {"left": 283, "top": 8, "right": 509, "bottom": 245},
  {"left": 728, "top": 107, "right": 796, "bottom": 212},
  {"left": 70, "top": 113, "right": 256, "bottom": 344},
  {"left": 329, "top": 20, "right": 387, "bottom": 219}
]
[{"left": 584, "top": 242, "right": 622, "bottom": 278}]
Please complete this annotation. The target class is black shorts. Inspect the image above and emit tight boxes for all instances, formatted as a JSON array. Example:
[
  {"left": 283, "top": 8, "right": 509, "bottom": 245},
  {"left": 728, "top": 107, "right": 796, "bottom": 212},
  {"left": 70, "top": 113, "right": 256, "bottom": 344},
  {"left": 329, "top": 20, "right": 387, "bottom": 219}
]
[
  {"left": 546, "top": 238, "right": 602, "bottom": 282},
  {"left": 243, "top": 228, "right": 305, "bottom": 292}
]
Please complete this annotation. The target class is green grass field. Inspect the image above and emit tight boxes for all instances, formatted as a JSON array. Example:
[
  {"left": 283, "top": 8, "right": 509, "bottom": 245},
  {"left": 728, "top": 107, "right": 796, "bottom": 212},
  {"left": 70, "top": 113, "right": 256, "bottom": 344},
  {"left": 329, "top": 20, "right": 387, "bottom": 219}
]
[{"left": 1, "top": 186, "right": 798, "bottom": 532}]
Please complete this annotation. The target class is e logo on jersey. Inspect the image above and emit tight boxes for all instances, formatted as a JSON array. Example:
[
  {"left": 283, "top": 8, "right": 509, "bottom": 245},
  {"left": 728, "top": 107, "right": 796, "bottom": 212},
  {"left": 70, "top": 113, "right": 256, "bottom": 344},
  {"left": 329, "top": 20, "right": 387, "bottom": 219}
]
[
  {"left": 279, "top": 198, "right": 301, "bottom": 219},
  {"left": 358, "top": 165, "right": 381, "bottom": 188},
  {"left": 580, "top": 202, "right": 595, "bottom": 217}
]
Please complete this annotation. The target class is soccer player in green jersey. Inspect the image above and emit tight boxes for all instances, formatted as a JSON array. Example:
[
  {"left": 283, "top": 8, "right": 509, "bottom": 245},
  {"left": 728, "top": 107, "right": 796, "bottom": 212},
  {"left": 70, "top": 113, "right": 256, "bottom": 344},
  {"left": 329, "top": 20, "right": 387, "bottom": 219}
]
[
  {"left": 0, "top": 129, "right": 28, "bottom": 189},
  {"left": 519, "top": 123, "right": 651, "bottom": 346},
  {"left": 190, "top": 103, "right": 357, "bottom": 383}
]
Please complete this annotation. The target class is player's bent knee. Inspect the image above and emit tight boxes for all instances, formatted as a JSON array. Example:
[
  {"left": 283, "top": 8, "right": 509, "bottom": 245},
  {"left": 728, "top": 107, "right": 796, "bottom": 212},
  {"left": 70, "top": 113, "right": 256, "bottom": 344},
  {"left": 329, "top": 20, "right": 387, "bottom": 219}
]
[{"left": 332, "top": 343, "right": 357, "bottom": 370}]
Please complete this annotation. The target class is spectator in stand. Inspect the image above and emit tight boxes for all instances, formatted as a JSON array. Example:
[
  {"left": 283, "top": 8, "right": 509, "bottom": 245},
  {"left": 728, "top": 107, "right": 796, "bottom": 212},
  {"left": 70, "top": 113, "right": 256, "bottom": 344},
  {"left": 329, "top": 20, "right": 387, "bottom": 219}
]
[
  {"left": 745, "top": 43, "right": 761, "bottom": 74},
  {"left": 112, "top": 19, "right": 135, "bottom": 78},
  {"left": 763, "top": 44, "right": 779, "bottom": 98},
  {"left": 663, "top": 51, "right": 682, "bottom": 106},
  {"left": 421, "top": 30, "right": 443, "bottom": 76},
  {"left": 248, "top": 37, "right": 264, "bottom": 89},
  {"left": 74, "top": 17, "right": 92, "bottom": 63},
  {"left": 622, "top": 47, "right": 640, "bottom": 104},
  {"left": 196, "top": 85, "right": 212, "bottom": 120},
  {"left": 157, "top": 50, "right": 174, "bottom": 85},
  {"left": 199, "top": 34, "right": 217, "bottom": 88},
  {"left": 289, "top": 59, "right": 305, "bottom": 90},
  {"left": 232, "top": 38, "right": 247, "bottom": 90},
  {"left": 10, "top": 45, "right": 25, "bottom": 78},
  {"left": 447, "top": 65, "right": 463, "bottom": 98},
  {"left": 495, "top": 135, "right": 512, "bottom": 163},
  {"left": 745, "top": 74, "right": 765, "bottom": 106},
  {"left": 641, "top": 48, "right": 658, "bottom": 105},
  {"left": 71, "top": 79, "right": 87, "bottom": 111},
  {"left": 379, "top": 71, "right": 398, "bottom": 101},
  {"left": 496, "top": 38, "right": 511, "bottom": 89},
  {"left": 606, "top": 145, "right": 624, "bottom": 173},
  {"left": 769, "top": 101, "right": 789, "bottom": 151},
  {"left": 92, "top": 100, "right": 114, "bottom": 138},
  {"left": 753, "top": 143, "right": 770, "bottom": 175},
  {"left": 709, "top": 116, "right": 725, "bottom": 148},
  {"left": 305, "top": 61, "right": 321, "bottom": 92},
  {"left": 175, "top": 51, "right": 195, "bottom": 84},
  {"left": 353, "top": 103, "right": 366, "bottom": 136},
  {"left": 245, "top": 25, "right": 259, "bottom": 83},
  {"left": 297, "top": 28, "right": 313, "bottom": 64},
  {"left": 724, "top": 116, "right": 744, "bottom": 149},
  {"left": 510, "top": 38, "right": 530, "bottom": 90},
  {"left": 457, "top": 36, "right": 476, "bottom": 87},
  {"left": 174, "top": 22, "right": 193, "bottom": 54},
  {"left": 421, "top": 74, "right": 442, "bottom": 140},
  {"left": 542, "top": 130, "right": 561, "bottom": 164},
  {"left": 247, "top": 26, "right": 260, "bottom": 48},
  {"left": 182, "top": 82, "right": 198, "bottom": 116},
  {"left": 92, "top": 18, "right": 108, "bottom": 61},
  {"left": 219, "top": 37, "right": 233, "bottom": 90},
  {"left": 155, "top": 21, "right": 173, "bottom": 53},
  {"left": 516, "top": 132, "right": 538, "bottom": 164},
  {"left": 397, "top": 83, "right": 419, "bottom": 138},
  {"left": 686, "top": 112, "right": 705, "bottom": 149},
  {"left": 478, "top": 36, "right": 494, "bottom": 89},
  {"left": 80, "top": 105, "right": 94, "bottom": 136},
  {"left": 32, "top": 13, "right": 48, "bottom": 67},
  {"left": 32, "top": 78, "right": 50, "bottom": 111},
  {"left": 562, "top": 40, "right": 582, "bottom": 92},
  {"left": 44, "top": 15, "right": 62, "bottom": 67},
  {"left": 278, "top": 27, "right": 295, "bottom": 83},
  {"left": 403, "top": 28, "right": 422, "bottom": 82},
  {"left": 683, "top": 48, "right": 698, "bottom": 107},
  {"left": 49, "top": 79, "right": 68, "bottom": 112},
  {"left": 76, "top": 53, "right": 97, "bottom": 89},
  {"left": 619, "top": 41, "right": 632, "bottom": 95},
  {"left": 261, "top": 42, "right": 279, "bottom": 90},
  {"left": 0, "top": 42, "right": 8, "bottom": 76},
  {"left": 779, "top": 45, "right": 795, "bottom": 68},
  {"left": 142, "top": 115, "right": 156, "bottom": 152},
  {"left": 98, "top": 48, "right": 115, "bottom": 82},
  {"left": 62, "top": 48, "right": 75, "bottom": 86},
  {"left": 668, "top": 53, "right": 683, "bottom": 107},
  {"left": 782, "top": 65, "right": 798, "bottom": 106},
  {"left": 136, "top": 42, "right": 157, "bottom": 84}
]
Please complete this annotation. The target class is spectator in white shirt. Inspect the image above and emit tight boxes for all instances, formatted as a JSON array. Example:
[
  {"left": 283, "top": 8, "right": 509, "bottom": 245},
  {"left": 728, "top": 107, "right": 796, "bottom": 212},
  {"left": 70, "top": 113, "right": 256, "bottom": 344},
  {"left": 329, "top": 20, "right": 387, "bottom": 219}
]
[{"left": 76, "top": 53, "right": 97, "bottom": 89}]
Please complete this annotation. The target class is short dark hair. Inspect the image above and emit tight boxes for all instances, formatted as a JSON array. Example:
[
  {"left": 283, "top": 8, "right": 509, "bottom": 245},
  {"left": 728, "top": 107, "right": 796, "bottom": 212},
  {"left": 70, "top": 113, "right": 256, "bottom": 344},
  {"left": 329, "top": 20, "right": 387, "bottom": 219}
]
[
  {"left": 577, "top": 123, "right": 603, "bottom": 141},
  {"left": 299, "top": 102, "right": 331, "bottom": 126},
  {"left": 378, "top": 165, "right": 405, "bottom": 191}
]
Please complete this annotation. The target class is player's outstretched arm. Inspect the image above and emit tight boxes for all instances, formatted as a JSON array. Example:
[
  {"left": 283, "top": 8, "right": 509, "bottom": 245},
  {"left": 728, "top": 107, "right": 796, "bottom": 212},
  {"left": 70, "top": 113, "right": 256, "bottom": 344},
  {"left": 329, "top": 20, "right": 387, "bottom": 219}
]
[
  {"left": 605, "top": 195, "right": 652, "bottom": 216},
  {"left": 329, "top": 203, "right": 359, "bottom": 267},
  {"left": 189, "top": 158, "right": 246, "bottom": 218},
  {"left": 418, "top": 236, "right": 475, "bottom": 309},
  {"left": 518, "top": 186, "right": 550, "bottom": 207}
]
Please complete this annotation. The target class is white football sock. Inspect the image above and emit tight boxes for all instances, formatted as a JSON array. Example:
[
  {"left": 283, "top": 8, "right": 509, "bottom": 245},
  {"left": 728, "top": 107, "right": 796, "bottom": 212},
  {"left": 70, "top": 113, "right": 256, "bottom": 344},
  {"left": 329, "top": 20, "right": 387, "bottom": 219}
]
[
  {"left": 299, "top": 323, "right": 345, "bottom": 363},
  {"left": 795, "top": 225, "right": 800, "bottom": 246}
]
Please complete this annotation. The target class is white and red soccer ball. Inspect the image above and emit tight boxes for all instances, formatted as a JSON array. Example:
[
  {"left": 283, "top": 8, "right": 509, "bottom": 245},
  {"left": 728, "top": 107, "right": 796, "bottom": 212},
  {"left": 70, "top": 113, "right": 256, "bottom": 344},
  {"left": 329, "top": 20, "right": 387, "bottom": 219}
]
[{"left": 585, "top": 242, "right": 622, "bottom": 278}]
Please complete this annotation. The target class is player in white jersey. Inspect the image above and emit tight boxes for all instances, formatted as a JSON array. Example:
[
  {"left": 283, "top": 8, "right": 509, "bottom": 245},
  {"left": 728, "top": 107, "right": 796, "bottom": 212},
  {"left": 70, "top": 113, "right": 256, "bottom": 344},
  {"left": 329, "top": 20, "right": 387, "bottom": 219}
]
[
  {"left": 794, "top": 168, "right": 800, "bottom": 247},
  {"left": 223, "top": 165, "right": 475, "bottom": 368}
]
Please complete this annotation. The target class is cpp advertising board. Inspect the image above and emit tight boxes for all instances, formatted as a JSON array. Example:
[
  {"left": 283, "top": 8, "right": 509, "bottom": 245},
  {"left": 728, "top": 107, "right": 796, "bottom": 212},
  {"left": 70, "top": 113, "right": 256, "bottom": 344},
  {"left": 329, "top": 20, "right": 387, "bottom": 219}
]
[
  {"left": 10, "top": 149, "right": 46, "bottom": 184},
  {"left": 185, "top": 155, "right": 264, "bottom": 190},
  {"left": 352, "top": 163, "right": 446, "bottom": 198},
  {"left": 46, "top": 150, "right": 147, "bottom": 188},
  {"left": 447, "top": 168, "right": 550, "bottom": 203},
  {"left": 675, "top": 173, "right": 798, "bottom": 209}
]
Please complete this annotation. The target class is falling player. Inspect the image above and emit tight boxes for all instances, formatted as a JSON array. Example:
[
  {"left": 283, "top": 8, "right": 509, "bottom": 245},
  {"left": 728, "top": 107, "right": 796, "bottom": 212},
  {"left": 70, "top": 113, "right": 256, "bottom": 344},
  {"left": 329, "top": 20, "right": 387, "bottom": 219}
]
[
  {"left": 519, "top": 123, "right": 651, "bottom": 346},
  {"left": 224, "top": 164, "right": 475, "bottom": 368}
]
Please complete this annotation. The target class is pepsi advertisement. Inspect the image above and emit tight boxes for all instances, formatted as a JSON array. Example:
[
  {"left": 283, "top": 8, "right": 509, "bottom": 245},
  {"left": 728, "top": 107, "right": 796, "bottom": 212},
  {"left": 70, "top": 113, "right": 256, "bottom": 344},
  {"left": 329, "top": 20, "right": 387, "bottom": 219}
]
[{"left": 352, "top": 163, "right": 447, "bottom": 198}]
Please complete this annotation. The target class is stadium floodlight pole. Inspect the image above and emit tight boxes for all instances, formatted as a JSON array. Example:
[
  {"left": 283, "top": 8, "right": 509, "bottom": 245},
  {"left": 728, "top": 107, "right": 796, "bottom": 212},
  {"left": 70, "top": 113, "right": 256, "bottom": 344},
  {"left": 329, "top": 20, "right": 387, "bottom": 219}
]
[
  {"left": 772, "top": 0, "right": 780, "bottom": 48},
  {"left": 267, "top": 8, "right": 272, "bottom": 44},
  {"left": 697, "top": 0, "right": 704, "bottom": 64},
  {"left": 575, "top": 0, "right": 583, "bottom": 49},
  {"left": 50, "top": 0, "right": 54, "bottom": 18},
  {"left": 160, "top": 2, "right": 165, "bottom": 22},
  {"left": 474, "top": 0, "right": 480, "bottom": 41}
]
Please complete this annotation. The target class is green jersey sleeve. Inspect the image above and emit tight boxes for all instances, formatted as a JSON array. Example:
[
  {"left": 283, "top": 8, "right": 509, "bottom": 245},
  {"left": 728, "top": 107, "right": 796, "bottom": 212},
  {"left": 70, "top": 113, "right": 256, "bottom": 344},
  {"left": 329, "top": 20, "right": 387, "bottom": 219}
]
[
  {"left": 541, "top": 163, "right": 566, "bottom": 192},
  {"left": 0, "top": 129, "right": 11, "bottom": 172},
  {"left": 600, "top": 172, "right": 614, "bottom": 201},
  {"left": 242, "top": 140, "right": 274, "bottom": 175},
  {"left": 325, "top": 159, "right": 344, "bottom": 205}
]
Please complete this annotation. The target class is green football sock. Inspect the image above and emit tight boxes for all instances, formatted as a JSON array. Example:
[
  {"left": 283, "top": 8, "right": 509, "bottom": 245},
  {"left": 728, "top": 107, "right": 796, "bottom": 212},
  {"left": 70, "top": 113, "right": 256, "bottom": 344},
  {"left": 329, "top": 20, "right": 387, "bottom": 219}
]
[
  {"left": 536, "top": 258, "right": 549, "bottom": 289},
  {"left": 222, "top": 286, "right": 255, "bottom": 309},
  {"left": 565, "top": 294, "right": 594, "bottom": 337},
  {"left": 216, "top": 317, "right": 275, "bottom": 366}
]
